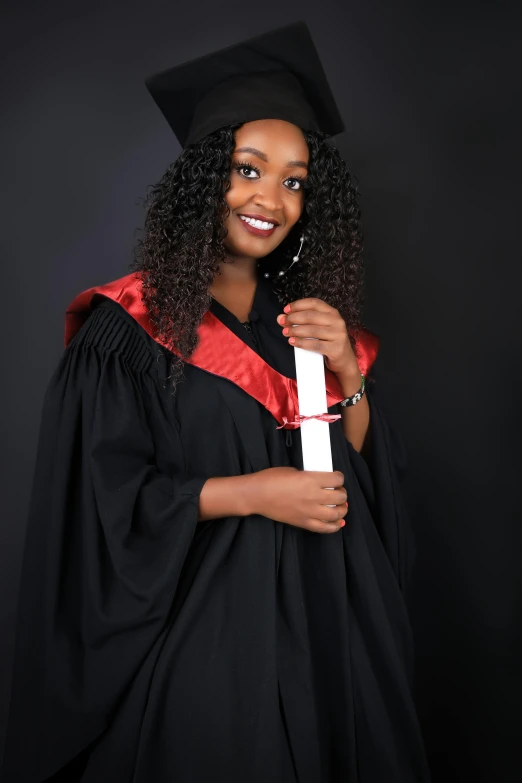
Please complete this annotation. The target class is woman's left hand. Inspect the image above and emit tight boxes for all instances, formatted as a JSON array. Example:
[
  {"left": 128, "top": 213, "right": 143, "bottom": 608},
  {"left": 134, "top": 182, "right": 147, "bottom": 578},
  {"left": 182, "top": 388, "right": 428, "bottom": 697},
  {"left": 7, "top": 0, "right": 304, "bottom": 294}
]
[{"left": 277, "top": 298, "right": 360, "bottom": 378}]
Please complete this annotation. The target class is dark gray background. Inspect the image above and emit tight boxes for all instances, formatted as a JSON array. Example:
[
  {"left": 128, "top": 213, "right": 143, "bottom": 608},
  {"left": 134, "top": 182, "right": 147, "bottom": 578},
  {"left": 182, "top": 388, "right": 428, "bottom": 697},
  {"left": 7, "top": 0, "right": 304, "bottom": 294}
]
[{"left": 1, "top": 1, "right": 521, "bottom": 780}]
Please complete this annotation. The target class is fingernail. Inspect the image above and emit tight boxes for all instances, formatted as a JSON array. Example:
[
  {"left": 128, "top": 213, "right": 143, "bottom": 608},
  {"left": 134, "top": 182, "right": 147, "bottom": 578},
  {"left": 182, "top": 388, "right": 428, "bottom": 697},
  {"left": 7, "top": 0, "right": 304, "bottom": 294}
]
[
  {"left": 340, "top": 520, "right": 346, "bottom": 527},
  {"left": 345, "top": 501, "right": 348, "bottom": 506},
  {"left": 284, "top": 305, "right": 291, "bottom": 313},
  {"left": 289, "top": 337, "right": 295, "bottom": 345},
  {"left": 282, "top": 327, "right": 289, "bottom": 336},
  {"left": 278, "top": 314, "right": 286, "bottom": 324}
]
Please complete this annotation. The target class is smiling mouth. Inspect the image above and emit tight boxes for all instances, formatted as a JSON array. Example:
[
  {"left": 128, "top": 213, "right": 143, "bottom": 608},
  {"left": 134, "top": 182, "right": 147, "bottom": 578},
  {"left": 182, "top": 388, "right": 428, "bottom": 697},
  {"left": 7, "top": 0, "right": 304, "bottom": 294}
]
[{"left": 238, "top": 214, "right": 278, "bottom": 237}]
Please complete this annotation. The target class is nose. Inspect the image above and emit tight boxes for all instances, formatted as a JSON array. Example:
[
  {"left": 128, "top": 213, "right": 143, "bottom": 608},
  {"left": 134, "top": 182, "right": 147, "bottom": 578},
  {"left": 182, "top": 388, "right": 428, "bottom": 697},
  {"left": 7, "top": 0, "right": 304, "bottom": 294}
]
[{"left": 252, "top": 179, "right": 284, "bottom": 215}]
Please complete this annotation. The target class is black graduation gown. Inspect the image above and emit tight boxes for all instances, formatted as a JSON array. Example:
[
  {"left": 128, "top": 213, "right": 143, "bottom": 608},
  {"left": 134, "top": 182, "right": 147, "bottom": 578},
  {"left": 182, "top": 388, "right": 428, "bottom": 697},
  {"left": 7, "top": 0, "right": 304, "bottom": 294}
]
[{"left": 1, "top": 275, "right": 430, "bottom": 783}]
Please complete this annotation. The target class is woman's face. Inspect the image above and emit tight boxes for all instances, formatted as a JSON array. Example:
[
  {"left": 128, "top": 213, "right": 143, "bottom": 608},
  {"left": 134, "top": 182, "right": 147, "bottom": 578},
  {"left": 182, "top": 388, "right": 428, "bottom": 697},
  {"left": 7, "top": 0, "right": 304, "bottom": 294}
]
[{"left": 222, "top": 119, "right": 309, "bottom": 259}]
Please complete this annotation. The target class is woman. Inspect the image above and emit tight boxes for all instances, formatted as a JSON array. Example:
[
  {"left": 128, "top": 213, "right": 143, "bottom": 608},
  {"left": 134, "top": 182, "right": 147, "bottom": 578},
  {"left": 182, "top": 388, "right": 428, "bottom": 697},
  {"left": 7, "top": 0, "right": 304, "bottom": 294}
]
[{"left": 2, "top": 22, "right": 430, "bottom": 783}]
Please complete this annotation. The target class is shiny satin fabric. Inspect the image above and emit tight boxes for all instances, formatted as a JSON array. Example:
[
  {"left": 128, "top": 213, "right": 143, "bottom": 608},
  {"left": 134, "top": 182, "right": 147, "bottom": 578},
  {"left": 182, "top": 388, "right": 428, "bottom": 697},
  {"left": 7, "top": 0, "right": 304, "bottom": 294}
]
[{"left": 64, "top": 272, "right": 380, "bottom": 429}]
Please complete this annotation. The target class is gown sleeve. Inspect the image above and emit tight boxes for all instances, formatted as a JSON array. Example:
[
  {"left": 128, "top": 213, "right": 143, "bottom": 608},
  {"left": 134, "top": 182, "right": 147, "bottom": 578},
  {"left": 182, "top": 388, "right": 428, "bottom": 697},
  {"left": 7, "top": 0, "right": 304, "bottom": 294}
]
[
  {"left": 342, "top": 370, "right": 416, "bottom": 596},
  {"left": 1, "top": 302, "right": 207, "bottom": 783}
]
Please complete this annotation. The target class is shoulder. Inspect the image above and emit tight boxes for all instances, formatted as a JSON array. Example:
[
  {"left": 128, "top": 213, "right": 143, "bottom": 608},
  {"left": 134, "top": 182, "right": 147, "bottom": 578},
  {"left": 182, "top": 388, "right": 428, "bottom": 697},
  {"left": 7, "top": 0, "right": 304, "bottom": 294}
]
[
  {"left": 63, "top": 272, "right": 170, "bottom": 376},
  {"left": 67, "top": 297, "right": 164, "bottom": 377}
]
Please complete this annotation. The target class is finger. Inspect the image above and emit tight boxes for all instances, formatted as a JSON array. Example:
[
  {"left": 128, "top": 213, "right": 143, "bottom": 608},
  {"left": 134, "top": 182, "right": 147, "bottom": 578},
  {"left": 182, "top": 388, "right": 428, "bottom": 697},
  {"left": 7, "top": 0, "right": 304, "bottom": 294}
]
[
  {"left": 288, "top": 336, "right": 328, "bottom": 354},
  {"left": 284, "top": 298, "right": 335, "bottom": 315},
  {"left": 308, "top": 471, "right": 344, "bottom": 488},
  {"left": 279, "top": 310, "right": 334, "bottom": 327},
  {"left": 305, "top": 518, "right": 345, "bottom": 535},
  {"left": 284, "top": 324, "right": 342, "bottom": 341},
  {"left": 320, "top": 489, "right": 348, "bottom": 506},
  {"left": 314, "top": 504, "right": 346, "bottom": 523}
]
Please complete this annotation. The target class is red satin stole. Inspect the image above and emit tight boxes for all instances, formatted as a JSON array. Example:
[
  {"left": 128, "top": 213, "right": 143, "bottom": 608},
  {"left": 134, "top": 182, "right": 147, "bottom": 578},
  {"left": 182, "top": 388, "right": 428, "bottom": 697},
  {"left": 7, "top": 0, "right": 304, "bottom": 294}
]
[{"left": 64, "top": 273, "right": 380, "bottom": 429}]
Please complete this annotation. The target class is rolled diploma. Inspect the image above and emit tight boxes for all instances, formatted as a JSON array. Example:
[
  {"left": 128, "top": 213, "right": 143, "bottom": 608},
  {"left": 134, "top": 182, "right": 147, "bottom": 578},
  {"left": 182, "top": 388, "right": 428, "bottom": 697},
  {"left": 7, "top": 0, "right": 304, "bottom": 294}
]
[{"left": 294, "top": 346, "right": 333, "bottom": 472}]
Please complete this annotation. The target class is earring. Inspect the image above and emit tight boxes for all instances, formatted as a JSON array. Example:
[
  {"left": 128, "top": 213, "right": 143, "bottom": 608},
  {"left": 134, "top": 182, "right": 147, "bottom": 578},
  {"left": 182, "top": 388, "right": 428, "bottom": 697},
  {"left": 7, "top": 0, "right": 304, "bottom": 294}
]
[{"left": 263, "top": 232, "right": 306, "bottom": 279}]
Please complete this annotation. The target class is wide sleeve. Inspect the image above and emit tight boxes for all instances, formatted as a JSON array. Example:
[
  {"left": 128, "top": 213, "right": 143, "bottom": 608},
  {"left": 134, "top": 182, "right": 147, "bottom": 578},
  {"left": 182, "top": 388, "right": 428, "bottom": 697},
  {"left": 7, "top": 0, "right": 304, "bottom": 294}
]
[
  {"left": 342, "top": 372, "right": 416, "bottom": 595},
  {"left": 1, "top": 304, "right": 207, "bottom": 783}
]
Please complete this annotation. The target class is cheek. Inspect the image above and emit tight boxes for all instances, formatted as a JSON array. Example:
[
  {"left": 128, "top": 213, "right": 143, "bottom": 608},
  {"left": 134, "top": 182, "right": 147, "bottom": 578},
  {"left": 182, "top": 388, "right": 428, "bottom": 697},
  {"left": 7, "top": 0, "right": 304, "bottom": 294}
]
[
  {"left": 224, "top": 177, "right": 249, "bottom": 212},
  {"left": 282, "top": 192, "right": 304, "bottom": 227}
]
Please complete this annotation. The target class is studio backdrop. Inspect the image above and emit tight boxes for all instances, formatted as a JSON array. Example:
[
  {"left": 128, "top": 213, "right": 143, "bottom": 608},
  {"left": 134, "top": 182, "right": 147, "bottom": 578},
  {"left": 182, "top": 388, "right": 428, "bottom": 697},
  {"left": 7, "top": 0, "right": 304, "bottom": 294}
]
[{"left": 1, "top": 1, "right": 520, "bottom": 781}]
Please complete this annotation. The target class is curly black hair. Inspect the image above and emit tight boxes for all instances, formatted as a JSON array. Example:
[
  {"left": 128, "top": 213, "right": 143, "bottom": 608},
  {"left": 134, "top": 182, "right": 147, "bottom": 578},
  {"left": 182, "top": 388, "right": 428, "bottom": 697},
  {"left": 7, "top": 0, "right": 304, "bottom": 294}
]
[{"left": 130, "top": 123, "right": 364, "bottom": 390}]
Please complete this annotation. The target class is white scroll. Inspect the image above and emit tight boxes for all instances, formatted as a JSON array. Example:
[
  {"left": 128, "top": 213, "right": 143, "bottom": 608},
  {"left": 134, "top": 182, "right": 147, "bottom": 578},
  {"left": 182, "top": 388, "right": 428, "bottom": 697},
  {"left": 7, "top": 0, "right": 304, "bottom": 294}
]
[{"left": 294, "top": 346, "right": 334, "bottom": 472}]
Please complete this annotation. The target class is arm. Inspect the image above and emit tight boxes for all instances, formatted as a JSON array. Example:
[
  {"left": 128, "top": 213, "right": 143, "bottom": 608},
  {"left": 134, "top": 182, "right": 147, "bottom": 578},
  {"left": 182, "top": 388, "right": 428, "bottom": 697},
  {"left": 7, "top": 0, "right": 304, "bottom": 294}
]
[
  {"left": 335, "top": 367, "right": 372, "bottom": 457},
  {"left": 198, "top": 474, "right": 256, "bottom": 520},
  {"left": 198, "top": 468, "right": 348, "bottom": 532}
]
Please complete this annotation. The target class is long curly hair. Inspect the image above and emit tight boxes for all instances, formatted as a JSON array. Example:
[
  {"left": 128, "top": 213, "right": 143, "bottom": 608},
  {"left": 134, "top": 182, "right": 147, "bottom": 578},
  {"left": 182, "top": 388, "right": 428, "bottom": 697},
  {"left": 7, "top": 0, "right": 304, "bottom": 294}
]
[{"left": 130, "top": 122, "right": 364, "bottom": 390}]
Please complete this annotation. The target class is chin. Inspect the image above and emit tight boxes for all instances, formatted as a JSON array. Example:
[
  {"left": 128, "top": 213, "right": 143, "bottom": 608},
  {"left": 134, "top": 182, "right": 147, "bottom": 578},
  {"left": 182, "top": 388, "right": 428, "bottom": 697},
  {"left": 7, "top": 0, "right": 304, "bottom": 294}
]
[{"left": 227, "top": 238, "right": 279, "bottom": 258}]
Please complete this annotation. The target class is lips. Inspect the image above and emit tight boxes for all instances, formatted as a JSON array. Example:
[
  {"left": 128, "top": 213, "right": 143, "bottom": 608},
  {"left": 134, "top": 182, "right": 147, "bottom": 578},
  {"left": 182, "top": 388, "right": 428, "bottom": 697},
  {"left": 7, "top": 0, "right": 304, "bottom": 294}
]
[
  {"left": 240, "top": 213, "right": 280, "bottom": 226},
  {"left": 238, "top": 214, "right": 278, "bottom": 238}
]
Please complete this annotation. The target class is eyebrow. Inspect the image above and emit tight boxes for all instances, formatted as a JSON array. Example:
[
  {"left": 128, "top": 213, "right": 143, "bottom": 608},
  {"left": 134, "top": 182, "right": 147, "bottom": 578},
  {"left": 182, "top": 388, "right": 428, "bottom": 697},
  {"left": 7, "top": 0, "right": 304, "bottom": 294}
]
[{"left": 234, "top": 146, "right": 309, "bottom": 171}]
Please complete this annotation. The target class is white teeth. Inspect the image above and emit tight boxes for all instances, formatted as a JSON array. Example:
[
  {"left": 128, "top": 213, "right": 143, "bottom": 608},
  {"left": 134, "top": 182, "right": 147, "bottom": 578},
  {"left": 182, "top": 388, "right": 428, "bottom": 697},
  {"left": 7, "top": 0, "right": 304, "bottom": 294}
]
[{"left": 240, "top": 215, "right": 275, "bottom": 230}]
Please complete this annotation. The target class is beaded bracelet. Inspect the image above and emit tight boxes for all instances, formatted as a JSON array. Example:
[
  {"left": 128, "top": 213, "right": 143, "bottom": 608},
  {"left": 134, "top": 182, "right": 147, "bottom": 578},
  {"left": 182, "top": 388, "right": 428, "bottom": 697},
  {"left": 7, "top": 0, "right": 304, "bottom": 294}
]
[{"left": 339, "top": 373, "right": 366, "bottom": 407}]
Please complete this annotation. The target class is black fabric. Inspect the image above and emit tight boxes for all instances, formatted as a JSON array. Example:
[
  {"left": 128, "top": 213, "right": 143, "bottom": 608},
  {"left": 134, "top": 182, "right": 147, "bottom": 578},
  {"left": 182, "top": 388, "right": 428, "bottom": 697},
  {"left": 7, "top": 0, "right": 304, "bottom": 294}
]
[
  {"left": 145, "top": 21, "right": 344, "bottom": 148},
  {"left": 2, "top": 275, "right": 430, "bottom": 782},
  {"left": 240, "top": 318, "right": 258, "bottom": 346}
]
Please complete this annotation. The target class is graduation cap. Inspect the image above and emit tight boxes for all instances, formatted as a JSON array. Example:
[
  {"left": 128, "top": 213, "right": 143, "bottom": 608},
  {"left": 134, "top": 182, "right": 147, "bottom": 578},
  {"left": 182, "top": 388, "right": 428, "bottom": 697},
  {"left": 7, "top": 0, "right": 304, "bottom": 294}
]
[{"left": 145, "top": 21, "right": 345, "bottom": 148}]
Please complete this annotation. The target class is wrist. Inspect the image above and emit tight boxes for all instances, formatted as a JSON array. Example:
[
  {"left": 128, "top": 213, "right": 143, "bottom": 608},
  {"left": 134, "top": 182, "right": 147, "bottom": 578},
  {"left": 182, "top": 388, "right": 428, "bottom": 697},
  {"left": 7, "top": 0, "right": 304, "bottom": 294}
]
[
  {"left": 236, "top": 472, "right": 260, "bottom": 517},
  {"left": 335, "top": 366, "right": 363, "bottom": 397},
  {"left": 198, "top": 473, "right": 259, "bottom": 520}
]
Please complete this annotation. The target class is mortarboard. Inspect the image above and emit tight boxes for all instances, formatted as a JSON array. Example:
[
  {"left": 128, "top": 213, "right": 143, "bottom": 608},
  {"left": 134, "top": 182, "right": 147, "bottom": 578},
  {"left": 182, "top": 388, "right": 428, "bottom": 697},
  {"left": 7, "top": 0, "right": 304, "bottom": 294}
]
[{"left": 145, "top": 21, "right": 345, "bottom": 148}]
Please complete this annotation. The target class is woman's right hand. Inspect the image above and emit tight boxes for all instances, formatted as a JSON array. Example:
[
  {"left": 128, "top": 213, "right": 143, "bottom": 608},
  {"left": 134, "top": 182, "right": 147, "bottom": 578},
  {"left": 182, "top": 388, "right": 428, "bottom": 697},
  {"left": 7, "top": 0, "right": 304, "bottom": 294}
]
[{"left": 247, "top": 467, "right": 348, "bottom": 534}]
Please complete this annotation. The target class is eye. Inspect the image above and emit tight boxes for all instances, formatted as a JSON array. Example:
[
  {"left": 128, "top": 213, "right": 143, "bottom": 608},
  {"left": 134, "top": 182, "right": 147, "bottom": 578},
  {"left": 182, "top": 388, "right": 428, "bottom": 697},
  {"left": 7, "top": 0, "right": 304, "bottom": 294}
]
[
  {"left": 285, "top": 177, "right": 305, "bottom": 191},
  {"left": 234, "top": 161, "right": 261, "bottom": 179}
]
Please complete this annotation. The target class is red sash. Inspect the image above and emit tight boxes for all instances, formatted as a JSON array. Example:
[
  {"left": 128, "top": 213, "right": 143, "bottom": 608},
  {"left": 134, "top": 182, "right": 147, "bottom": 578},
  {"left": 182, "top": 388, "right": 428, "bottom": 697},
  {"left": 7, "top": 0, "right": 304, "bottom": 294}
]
[{"left": 65, "top": 272, "right": 379, "bottom": 429}]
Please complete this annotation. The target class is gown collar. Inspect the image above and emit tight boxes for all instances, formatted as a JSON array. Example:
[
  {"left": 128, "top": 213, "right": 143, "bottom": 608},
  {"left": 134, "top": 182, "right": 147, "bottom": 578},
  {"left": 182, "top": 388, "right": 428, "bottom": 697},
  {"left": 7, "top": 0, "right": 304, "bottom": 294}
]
[{"left": 64, "top": 272, "right": 379, "bottom": 429}]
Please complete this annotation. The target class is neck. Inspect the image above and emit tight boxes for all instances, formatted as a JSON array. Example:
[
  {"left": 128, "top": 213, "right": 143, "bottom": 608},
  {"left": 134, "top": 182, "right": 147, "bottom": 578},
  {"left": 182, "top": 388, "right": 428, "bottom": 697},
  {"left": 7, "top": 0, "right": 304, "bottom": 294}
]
[
  {"left": 209, "top": 255, "right": 260, "bottom": 322},
  {"left": 215, "top": 252, "right": 258, "bottom": 284}
]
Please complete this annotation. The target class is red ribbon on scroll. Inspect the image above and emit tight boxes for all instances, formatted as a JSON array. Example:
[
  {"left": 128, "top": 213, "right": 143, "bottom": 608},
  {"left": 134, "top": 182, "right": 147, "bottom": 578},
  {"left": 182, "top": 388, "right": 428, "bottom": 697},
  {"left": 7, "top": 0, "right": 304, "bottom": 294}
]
[{"left": 276, "top": 413, "right": 342, "bottom": 430}]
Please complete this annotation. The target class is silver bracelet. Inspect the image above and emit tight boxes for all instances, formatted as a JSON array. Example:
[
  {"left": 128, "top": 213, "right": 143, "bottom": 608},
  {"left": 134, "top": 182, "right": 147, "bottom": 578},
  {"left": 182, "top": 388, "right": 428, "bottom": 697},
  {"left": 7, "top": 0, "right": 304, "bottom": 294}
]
[{"left": 339, "top": 373, "right": 366, "bottom": 407}]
